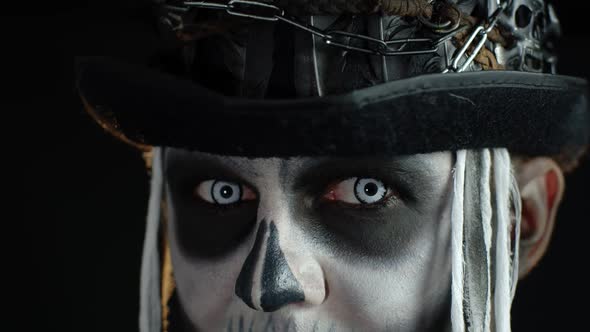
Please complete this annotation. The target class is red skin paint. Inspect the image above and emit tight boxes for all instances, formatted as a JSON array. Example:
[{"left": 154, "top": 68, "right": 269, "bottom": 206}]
[
  {"left": 545, "top": 170, "right": 559, "bottom": 209},
  {"left": 519, "top": 170, "right": 559, "bottom": 258}
]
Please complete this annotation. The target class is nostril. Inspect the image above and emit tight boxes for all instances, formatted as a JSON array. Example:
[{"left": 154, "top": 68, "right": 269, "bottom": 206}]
[
  {"left": 260, "top": 287, "right": 305, "bottom": 312},
  {"left": 293, "top": 260, "right": 327, "bottom": 306}
]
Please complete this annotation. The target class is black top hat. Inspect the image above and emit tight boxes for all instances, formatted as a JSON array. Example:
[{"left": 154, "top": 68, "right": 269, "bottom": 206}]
[{"left": 76, "top": 0, "right": 590, "bottom": 158}]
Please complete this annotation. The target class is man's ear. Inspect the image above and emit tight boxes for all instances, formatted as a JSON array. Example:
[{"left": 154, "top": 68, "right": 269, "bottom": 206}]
[{"left": 515, "top": 157, "right": 565, "bottom": 279}]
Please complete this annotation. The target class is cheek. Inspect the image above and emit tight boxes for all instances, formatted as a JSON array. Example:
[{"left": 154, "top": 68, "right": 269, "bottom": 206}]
[
  {"left": 168, "top": 227, "right": 252, "bottom": 329},
  {"left": 166, "top": 198, "right": 257, "bottom": 329},
  {"left": 301, "top": 200, "right": 446, "bottom": 264},
  {"left": 166, "top": 188, "right": 258, "bottom": 259},
  {"left": 312, "top": 206, "right": 452, "bottom": 329}
]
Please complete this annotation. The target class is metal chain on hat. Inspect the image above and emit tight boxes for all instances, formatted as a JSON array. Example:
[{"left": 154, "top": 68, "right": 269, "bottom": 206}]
[
  {"left": 160, "top": 0, "right": 510, "bottom": 73},
  {"left": 443, "top": 0, "right": 509, "bottom": 73}
]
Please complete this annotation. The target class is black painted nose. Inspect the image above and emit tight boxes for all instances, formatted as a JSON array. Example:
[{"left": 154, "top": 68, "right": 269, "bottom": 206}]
[{"left": 235, "top": 220, "right": 305, "bottom": 312}]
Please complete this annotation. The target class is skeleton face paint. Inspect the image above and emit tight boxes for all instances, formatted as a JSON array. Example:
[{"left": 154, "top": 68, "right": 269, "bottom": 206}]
[{"left": 164, "top": 149, "right": 455, "bottom": 332}]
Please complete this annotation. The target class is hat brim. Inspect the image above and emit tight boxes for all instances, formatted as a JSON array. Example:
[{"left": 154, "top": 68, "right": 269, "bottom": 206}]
[{"left": 77, "top": 56, "right": 590, "bottom": 157}]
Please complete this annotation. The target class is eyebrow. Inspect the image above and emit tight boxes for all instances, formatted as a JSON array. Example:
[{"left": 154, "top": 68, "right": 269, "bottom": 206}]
[
  {"left": 288, "top": 156, "right": 429, "bottom": 181},
  {"left": 166, "top": 147, "right": 443, "bottom": 179},
  {"left": 165, "top": 150, "right": 248, "bottom": 182}
]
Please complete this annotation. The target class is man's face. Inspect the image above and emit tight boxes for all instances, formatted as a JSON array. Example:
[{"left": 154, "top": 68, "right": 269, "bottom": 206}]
[{"left": 164, "top": 149, "right": 454, "bottom": 331}]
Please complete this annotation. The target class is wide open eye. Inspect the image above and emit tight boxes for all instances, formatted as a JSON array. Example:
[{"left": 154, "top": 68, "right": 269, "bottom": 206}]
[
  {"left": 194, "top": 180, "right": 256, "bottom": 205},
  {"left": 322, "top": 177, "right": 391, "bottom": 205}
]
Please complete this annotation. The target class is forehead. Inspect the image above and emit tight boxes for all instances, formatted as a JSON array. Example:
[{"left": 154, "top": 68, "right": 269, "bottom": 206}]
[{"left": 164, "top": 148, "right": 454, "bottom": 182}]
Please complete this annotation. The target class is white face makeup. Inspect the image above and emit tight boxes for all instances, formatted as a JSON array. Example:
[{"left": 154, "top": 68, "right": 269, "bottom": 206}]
[{"left": 164, "top": 149, "right": 455, "bottom": 332}]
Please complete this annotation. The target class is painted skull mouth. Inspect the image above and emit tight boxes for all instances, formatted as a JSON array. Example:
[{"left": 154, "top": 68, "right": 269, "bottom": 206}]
[{"left": 224, "top": 314, "right": 337, "bottom": 332}]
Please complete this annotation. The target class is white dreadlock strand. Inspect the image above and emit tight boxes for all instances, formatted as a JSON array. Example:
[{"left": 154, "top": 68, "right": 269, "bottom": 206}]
[
  {"left": 461, "top": 150, "right": 493, "bottom": 332},
  {"left": 451, "top": 150, "right": 467, "bottom": 332},
  {"left": 454, "top": 149, "right": 520, "bottom": 332},
  {"left": 140, "top": 147, "right": 163, "bottom": 332},
  {"left": 480, "top": 149, "right": 493, "bottom": 332},
  {"left": 493, "top": 149, "right": 512, "bottom": 332},
  {"left": 510, "top": 174, "right": 522, "bottom": 301}
]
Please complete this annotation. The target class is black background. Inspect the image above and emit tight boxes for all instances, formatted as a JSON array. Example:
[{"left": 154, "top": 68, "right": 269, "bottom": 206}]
[{"left": 6, "top": 1, "right": 589, "bottom": 331}]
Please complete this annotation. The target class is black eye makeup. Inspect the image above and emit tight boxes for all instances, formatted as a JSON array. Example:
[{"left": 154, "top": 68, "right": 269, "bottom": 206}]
[
  {"left": 283, "top": 157, "right": 449, "bottom": 259},
  {"left": 164, "top": 152, "right": 258, "bottom": 259}
]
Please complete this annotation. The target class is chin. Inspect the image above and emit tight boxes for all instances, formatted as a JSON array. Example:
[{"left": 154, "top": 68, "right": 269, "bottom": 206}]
[{"left": 193, "top": 311, "right": 447, "bottom": 332}]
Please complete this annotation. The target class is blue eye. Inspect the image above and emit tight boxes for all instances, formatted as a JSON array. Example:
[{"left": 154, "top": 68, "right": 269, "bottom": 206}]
[
  {"left": 211, "top": 181, "right": 241, "bottom": 204},
  {"left": 323, "top": 177, "right": 390, "bottom": 205},
  {"left": 195, "top": 180, "right": 256, "bottom": 205},
  {"left": 354, "top": 178, "right": 387, "bottom": 204}
]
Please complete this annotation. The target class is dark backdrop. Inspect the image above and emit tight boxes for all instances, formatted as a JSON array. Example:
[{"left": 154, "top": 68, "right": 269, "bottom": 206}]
[{"left": 6, "top": 1, "right": 589, "bottom": 331}]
